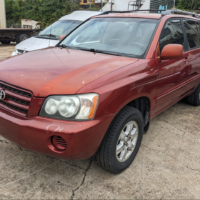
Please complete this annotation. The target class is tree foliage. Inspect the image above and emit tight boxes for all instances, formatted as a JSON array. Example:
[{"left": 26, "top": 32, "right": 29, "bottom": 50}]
[
  {"left": 176, "top": 0, "right": 200, "bottom": 10},
  {"left": 5, "top": 0, "right": 80, "bottom": 28},
  {"left": 6, "top": 0, "right": 199, "bottom": 29}
]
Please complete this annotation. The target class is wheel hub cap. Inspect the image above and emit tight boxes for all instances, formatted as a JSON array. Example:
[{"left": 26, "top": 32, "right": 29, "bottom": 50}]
[{"left": 116, "top": 121, "right": 139, "bottom": 162}]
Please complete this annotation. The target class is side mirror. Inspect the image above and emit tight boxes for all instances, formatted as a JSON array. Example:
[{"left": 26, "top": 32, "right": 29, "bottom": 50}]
[
  {"left": 60, "top": 35, "right": 65, "bottom": 41},
  {"left": 161, "top": 44, "right": 183, "bottom": 60}
]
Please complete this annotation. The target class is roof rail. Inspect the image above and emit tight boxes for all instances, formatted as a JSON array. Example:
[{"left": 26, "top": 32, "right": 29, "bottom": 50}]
[
  {"left": 100, "top": 9, "right": 166, "bottom": 15},
  {"left": 162, "top": 10, "right": 200, "bottom": 18},
  {"left": 100, "top": 9, "right": 200, "bottom": 19}
]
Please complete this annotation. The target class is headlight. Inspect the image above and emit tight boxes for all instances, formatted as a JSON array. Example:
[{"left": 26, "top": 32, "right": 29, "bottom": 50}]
[{"left": 39, "top": 93, "right": 99, "bottom": 120}]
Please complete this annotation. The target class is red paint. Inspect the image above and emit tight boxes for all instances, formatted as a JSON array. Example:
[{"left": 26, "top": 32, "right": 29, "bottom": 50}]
[{"left": 0, "top": 14, "right": 200, "bottom": 160}]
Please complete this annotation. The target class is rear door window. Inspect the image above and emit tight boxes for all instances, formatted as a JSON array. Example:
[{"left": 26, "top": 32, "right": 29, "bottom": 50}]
[
  {"left": 159, "top": 20, "right": 185, "bottom": 52},
  {"left": 183, "top": 19, "right": 200, "bottom": 49}
]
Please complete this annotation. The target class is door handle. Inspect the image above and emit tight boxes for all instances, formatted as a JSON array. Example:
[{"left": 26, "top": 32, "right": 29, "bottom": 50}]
[{"left": 183, "top": 57, "right": 188, "bottom": 63}]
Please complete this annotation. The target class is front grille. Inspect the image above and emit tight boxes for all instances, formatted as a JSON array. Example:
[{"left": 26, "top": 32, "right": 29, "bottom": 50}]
[
  {"left": 0, "top": 81, "right": 32, "bottom": 116},
  {"left": 0, "top": 83, "right": 31, "bottom": 97},
  {"left": 0, "top": 100, "right": 28, "bottom": 114},
  {"left": 6, "top": 95, "right": 30, "bottom": 106}
]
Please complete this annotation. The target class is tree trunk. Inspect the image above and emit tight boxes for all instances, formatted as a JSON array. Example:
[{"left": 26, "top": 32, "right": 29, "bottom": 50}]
[{"left": 191, "top": 0, "right": 194, "bottom": 10}]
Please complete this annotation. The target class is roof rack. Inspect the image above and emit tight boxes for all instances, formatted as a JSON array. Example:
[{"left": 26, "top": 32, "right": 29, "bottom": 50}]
[
  {"left": 100, "top": 9, "right": 200, "bottom": 19},
  {"left": 162, "top": 10, "right": 200, "bottom": 18},
  {"left": 100, "top": 9, "right": 166, "bottom": 15}
]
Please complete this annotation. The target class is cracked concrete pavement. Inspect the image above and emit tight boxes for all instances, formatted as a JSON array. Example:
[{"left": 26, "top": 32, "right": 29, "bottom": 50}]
[{"left": 0, "top": 43, "right": 200, "bottom": 199}]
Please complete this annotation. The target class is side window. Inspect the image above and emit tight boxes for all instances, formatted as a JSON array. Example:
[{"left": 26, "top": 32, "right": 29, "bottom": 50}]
[
  {"left": 159, "top": 20, "right": 184, "bottom": 52},
  {"left": 196, "top": 21, "right": 200, "bottom": 32},
  {"left": 183, "top": 19, "right": 199, "bottom": 49}
]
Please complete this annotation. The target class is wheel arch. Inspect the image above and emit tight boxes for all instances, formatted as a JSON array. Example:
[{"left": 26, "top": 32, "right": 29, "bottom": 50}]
[
  {"left": 126, "top": 96, "right": 151, "bottom": 133},
  {"left": 105, "top": 95, "right": 152, "bottom": 134}
]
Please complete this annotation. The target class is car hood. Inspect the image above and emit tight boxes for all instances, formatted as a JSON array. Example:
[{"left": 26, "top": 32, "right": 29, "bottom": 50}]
[
  {"left": 15, "top": 37, "right": 59, "bottom": 52},
  {"left": 0, "top": 48, "right": 138, "bottom": 97}
]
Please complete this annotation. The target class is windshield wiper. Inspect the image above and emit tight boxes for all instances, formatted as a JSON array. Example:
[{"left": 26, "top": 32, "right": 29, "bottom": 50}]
[
  {"left": 58, "top": 44, "right": 75, "bottom": 49},
  {"left": 78, "top": 48, "right": 100, "bottom": 53},
  {"left": 78, "top": 48, "right": 124, "bottom": 57},
  {"left": 57, "top": 46, "right": 134, "bottom": 58},
  {"left": 59, "top": 44, "right": 68, "bottom": 49},
  {"left": 92, "top": 49, "right": 134, "bottom": 57},
  {"left": 39, "top": 34, "right": 59, "bottom": 38}
]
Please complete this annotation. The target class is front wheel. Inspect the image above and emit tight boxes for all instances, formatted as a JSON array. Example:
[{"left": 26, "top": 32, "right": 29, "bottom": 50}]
[{"left": 96, "top": 106, "right": 144, "bottom": 174}]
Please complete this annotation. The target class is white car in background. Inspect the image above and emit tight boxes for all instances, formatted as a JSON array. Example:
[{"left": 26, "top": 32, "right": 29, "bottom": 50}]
[{"left": 12, "top": 11, "right": 101, "bottom": 56}]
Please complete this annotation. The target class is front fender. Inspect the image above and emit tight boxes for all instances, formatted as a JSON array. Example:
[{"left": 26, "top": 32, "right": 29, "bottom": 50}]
[{"left": 77, "top": 59, "right": 158, "bottom": 119}]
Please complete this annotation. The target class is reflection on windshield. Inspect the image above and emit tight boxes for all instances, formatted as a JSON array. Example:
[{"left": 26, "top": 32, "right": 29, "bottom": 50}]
[
  {"left": 38, "top": 20, "right": 81, "bottom": 39},
  {"left": 59, "top": 18, "right": 158, "bottom": 58}
]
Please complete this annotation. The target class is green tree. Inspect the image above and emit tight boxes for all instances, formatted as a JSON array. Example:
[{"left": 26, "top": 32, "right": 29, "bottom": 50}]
[
  {"left": 177, "top": 0, "right": 200, "bottom": 10},
  {"left": 5, "top": 0, "right": 80, "bottom": 28}
]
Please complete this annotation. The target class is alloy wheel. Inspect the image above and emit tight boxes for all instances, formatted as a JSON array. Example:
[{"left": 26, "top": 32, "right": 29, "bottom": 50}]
[{"left": 116, "top": 121, "right": 139, "bottom": 162}]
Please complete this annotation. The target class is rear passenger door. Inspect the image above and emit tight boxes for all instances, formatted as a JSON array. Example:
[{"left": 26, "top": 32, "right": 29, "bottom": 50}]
[{"left": 154, "top": 19, "right": 186, "bottom": 114}]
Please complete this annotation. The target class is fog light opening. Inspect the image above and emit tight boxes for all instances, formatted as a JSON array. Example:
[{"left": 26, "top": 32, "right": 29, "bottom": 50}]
[{"left": 52, "top": 136, "right": 67, "bottom": 151}]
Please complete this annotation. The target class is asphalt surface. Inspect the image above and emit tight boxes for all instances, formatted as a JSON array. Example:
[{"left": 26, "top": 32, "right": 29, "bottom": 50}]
[{"left": 0, "top": 43, "right": 200, "bottom": 199}]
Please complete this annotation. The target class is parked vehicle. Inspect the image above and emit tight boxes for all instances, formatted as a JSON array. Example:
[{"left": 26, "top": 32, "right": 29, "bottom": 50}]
[
  {"left": 11, "top": 11, "right": 102, "bottom": 56},
  {"left": 0, "top": 19, "right": 41, "bottom": 45},
  {"left": 0, "top": 28, "right": 40, "bottom": 45},
  {"left": 0, "top": 10, "right": 200, "bottom": 174}
]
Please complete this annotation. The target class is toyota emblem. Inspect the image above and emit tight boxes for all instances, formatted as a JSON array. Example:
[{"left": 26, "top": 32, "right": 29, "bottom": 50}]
[{"left": 0, "top": 90, "right": 6, "bottom": 100}]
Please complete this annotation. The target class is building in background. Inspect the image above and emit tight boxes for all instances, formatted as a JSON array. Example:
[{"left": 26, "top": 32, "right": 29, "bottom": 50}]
[
  {"left": 21, "top": 19, "right": 41, "bottom": 29},
  {"left": 80, "top": 0, "right": 107, "bottom": 7},
  {"left": 0, "top": 0, "right": 6, "bottom": 28},
  {"left": 101, "top": 0, "right": 175, "bottom": 12}
]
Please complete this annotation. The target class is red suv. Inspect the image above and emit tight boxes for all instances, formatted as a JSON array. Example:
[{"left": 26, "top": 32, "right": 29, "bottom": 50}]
[{"left": 0, "top": 11, "right": 200, "bottom": 174}]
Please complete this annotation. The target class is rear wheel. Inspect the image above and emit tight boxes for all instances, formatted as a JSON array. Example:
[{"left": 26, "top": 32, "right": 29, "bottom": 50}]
[
  {"left": 96, "top": 106, "right": 144, "bottom": 174},
  {"left": 0, "top": 40, "right": 11, "bottom": 44},
  {"left": 16, "top": 34, "right": 29, "bottom": 44},
  {"left": 186, "top": 84, "right": 200, "bottom": 106}
]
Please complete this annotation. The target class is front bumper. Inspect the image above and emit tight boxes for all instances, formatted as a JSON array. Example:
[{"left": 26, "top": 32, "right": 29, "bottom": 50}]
[{"left": 0, "top": 107, "right": 114, "bottom": 160}]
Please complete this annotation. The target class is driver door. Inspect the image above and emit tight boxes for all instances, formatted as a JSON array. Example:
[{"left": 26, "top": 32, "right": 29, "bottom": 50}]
[{"left": 154, "top": 19, "right": 187, "bottom": 114}]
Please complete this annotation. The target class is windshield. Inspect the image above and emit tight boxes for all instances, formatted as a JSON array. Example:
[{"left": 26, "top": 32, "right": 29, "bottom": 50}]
[
  {"left": 38, "top": 20, "right": 82, "bottom": 39},
  {"left": 59, "top": 18, "right": 158, "bottom": 58}
]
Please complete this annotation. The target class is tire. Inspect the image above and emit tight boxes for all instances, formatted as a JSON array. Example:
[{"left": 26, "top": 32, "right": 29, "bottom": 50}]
[
  {"left": 96, "top": 106, "right": 144, "bottom": 174},
  {"left": 186, "top": 84, "right": 200, "bottom": 106},
  {"left": 0, "top": 40, "right": 11, "bottom": 44},
  {"left": 16, "top": 34, "right": 28, "bottom": 44}
]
